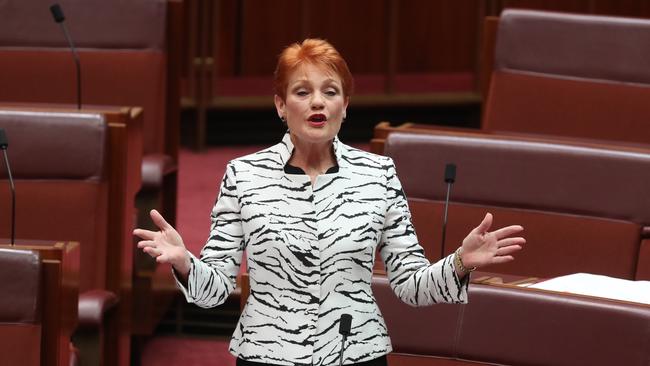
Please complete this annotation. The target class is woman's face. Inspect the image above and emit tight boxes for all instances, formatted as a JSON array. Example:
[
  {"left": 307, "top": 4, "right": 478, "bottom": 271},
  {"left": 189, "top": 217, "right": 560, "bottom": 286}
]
[{"left": 274, "top": 63, "right": 349, "bottom": 147}]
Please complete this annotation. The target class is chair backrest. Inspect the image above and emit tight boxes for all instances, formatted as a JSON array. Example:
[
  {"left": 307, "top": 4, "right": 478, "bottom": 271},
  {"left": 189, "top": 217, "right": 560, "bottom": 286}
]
[
  {"left": 373, "top": 275, "right": 650, "bottom": 366},
  {"left": 385, "top": 130, "right": 650, "bottom": 280},
  {"left": 0, "top": 0, "right": 174, "bottom": 158},
  {"left": 0, "top": 110, "right": 108, "bottom": 291},
  {"left": 0, "top": 248, "right": 42, "bottom": 366},
  {"left": 483, "top": 9, "right": 650, "bottom": 145}
]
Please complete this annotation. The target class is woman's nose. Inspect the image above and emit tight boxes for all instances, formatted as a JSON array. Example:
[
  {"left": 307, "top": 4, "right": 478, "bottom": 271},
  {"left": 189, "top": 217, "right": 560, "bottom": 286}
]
[{"left": 310, "top": 92, "right": 325, "bottom": 109}]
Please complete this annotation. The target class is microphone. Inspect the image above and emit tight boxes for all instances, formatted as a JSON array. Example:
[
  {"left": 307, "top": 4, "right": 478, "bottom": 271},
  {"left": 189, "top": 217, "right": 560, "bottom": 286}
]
[
  {"left": 441, "top": 163, "right": 456, "bottom": 259},
  {"left": 338, "top": 313, "right": 352, "bottom": 366},
  {"left": 49, "top": 4, "right": 82, "bottom": 110},
  {"left": 0, "top": 129, "right": 16, "bottom": 246}
]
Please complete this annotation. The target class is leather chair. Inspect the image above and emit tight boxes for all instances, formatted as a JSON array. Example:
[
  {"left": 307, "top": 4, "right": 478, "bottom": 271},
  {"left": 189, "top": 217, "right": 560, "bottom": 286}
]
[
  {"left": 0, "top": 249, "right": 43, "bottom": 365},
  {"left": 483, "top": 9, "right": 650, "bottom": 146},
  {"left": 372, "top": 275, "right": 650, "bottom": 366},
  {"left": 0, "top": 0, "right": 182, "bottom": 337},
  {"left": 383, "top": 130, "right": 650, "bottom": 281},
  {"left": 0, "top": 107, "right": 142, "bottom": 366}
]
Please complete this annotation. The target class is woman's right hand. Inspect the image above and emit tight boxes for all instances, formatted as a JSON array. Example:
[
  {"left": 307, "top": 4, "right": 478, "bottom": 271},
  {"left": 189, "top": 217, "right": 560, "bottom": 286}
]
[{"left": 134, "top": 209, "right": 191, "bottom": 279}]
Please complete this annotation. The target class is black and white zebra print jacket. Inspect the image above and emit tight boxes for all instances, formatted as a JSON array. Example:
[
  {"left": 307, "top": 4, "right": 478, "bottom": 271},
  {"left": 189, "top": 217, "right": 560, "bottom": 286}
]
[{"left": 176, "top": 132, "right": 469, "bottom": 366}]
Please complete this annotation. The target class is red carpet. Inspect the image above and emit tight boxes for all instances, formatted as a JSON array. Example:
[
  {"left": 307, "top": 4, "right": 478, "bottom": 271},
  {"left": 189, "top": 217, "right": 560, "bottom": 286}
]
[{"left": 141, "top": 336, "right": 236, "bottom": 365}]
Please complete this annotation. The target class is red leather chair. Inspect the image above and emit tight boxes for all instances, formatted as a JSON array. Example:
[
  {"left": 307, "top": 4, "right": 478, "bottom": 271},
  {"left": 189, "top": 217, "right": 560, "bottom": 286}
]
[
  {"left": 0, "top": 249, "right": 44, "bottom": 366},
  {"left": 0, "top": 0, "right": 182, "bottom": 339},
  {"left": 0, "top": 107, "right": 142, "bottom": 366},
  {"left": 372, "top": 275, "right": 650, "bottom": 366},
  {"left": 483, "top": 9, "right": 650, "bottom": 146},
  {"left": 384, "top": 130, "right": 650, "bottom": 281}
]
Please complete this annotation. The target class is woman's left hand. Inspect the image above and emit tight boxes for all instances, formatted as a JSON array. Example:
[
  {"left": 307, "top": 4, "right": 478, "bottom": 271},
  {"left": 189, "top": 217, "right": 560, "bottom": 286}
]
[{"left": 459, "top": 212, "right": 525, "bottom": 270}]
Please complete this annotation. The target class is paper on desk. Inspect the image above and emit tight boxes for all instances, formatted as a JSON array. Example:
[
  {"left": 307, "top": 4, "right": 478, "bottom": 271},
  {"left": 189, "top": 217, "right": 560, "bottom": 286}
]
[{"left": 530, "top": 273, "right": 650, "bottom": 305}]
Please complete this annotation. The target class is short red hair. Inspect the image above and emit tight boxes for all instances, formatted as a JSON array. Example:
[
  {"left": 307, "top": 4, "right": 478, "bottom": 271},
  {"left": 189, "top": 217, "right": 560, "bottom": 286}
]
[{"left": 274, "top": 38, "right": 353, "bottom": 100}]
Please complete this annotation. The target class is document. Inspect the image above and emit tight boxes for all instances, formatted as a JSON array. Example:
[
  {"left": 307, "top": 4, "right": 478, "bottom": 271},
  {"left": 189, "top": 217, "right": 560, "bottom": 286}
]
[{"left": 530, "top": 273, "right": 650, "bottom": 305}]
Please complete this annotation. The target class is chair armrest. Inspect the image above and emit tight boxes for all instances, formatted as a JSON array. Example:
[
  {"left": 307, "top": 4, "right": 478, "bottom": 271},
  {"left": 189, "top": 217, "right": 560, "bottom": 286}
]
[
  {"left": 141, "top": 153, "right": 177, "bottom": 190},
  {"left": 77, "top": 289, "right": 119, "bottom": 328}
]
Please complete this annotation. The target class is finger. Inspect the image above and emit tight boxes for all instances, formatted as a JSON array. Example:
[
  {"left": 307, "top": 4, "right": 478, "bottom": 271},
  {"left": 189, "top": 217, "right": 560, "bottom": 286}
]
[
  {"left": 496, "top": 245, "right": 522, "bottom": 256},
  {"left": 496, "top": 237, "right": 526, "bottom": 248},
  {"left": 133, "top": 228, "right": 158, "bottom": 240},
  {"left": 491, "top": 255, "right": 514, "bottom": 264},
  {"left": 150, "top": 209, "right": 173, "bottom": 231},
  {"left": 156, "top": 253, "right": 171, "bottom": 264},
  {"left": 474, "top": 212, "right": 493, "bottom": 234},
  {"left": 142, "top": 246, "right": 160, "bottom": 258},
  {"left": 491, "top": 225, "right": 524, "bottom": 240},
  {"left": 136, "top": 240, "right": 157, "bottom": 249}
]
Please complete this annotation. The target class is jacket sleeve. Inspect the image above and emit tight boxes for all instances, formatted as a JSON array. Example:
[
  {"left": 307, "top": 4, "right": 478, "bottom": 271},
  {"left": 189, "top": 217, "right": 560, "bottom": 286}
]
[
  {"left": 174, "top": 162, "right": 244, "bottom": 308},
  {"left": 378, "top": 157, "right": 469, "bottom": 307}
]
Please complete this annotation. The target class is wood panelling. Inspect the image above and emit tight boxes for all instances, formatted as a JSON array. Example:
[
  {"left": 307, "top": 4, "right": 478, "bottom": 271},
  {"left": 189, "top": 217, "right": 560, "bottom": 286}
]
[
  {"left": 305, "top": 0, "right": 390, "bottom": 74},
  {"left": 240, "top": 0, "right": 303, "bottom": 76},
  {"left": 396, "top": 0, "right": 480, "bottom": 73}
]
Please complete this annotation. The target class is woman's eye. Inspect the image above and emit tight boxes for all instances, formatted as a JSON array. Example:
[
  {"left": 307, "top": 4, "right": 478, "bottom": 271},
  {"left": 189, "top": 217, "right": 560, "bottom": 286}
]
[
  {"left": 325, "top": 90, "right": 338, "bottom": 96},
  {"left": 296, "top": 90, "right": 309, "bottom": 96}
]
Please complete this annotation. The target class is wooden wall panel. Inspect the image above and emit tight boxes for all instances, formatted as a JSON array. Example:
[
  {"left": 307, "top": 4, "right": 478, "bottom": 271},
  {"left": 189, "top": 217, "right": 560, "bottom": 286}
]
[
  {"left": 305, "top": 0, "right": 390, "bottom": 74},
  {"left": 396, "top": 0, "right": 479, "bottom": 73},
  {"left": 239, "top": 0, "right": 303, "bottom": 76},
  {"left": 214, "top": 0, "right": 238, "bottom": 76}
]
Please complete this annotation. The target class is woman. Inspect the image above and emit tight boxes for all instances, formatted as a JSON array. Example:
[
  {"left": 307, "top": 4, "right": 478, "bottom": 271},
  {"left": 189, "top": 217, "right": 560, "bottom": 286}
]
[{"left": 134, "top": 39, "right": 525, "bottom": 366}]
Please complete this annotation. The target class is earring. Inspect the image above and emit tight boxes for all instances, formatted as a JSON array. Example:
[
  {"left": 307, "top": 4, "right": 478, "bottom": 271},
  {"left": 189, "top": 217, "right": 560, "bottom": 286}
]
[{"left": 280, "top": 116, "right": 286, "bottom": 123}]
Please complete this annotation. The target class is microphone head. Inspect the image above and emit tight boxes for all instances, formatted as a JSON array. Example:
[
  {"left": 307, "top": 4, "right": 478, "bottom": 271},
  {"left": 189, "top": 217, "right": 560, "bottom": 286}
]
[
  {"left": 444, "top": 163, "right": 456, "bottom": 183},
  {"left": 0, "top": 128, "right": 7, "bottom": 149},
  {"left": 339, "top": 313, "right": 352, "bottom": 336},
  {"left": 49, "top": 4, "right": 66, "bottom": 23}
]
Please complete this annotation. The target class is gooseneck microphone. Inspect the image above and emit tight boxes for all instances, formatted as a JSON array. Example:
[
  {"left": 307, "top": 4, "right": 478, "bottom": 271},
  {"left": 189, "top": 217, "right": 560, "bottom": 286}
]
[
  {"left": 441, "top": 163, "right": 456, "bottom": 259},
  {"left": 0, "top": 129, "right": 15, "bottom": 246},
  {"left": 338, "top": 313, "right": 352, "bottom": 366},
  {"left": 49, "top": 4, "right": 82, "bottom": 110}
]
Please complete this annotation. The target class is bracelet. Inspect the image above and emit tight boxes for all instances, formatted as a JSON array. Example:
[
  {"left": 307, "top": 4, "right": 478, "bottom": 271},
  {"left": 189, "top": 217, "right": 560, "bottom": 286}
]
[{"left": 454, "top": 247, "right": 477, "bottom": 273}]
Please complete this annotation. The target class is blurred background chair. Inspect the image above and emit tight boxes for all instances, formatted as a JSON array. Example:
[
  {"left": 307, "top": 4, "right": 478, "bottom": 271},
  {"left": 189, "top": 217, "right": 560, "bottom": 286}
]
[
  {"left": 483, "top": 9, "right": 650, "bottom": 146},
  {"left": 372, "top": 275, "right": 650, "bottom": 366},
  {"left": 0, "top": 107, "right": 142, "bottom": 366},
  {"left": 0, "top": 0, "right": 183, "bottom": 349},
  {"left": 0, "top": 249, "right": 45, "bottom": 366},
  {"left": 0, "top": 245, "right": 82, "bottom": 366},
  {"left": 382, "top": 130, "right": 650, "bottom": 281}
]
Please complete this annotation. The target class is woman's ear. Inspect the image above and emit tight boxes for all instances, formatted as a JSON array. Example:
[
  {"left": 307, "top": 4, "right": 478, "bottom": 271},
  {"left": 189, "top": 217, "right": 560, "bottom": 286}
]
[{"left": 274, "top": 95, "right": 286, "bottom": 119}]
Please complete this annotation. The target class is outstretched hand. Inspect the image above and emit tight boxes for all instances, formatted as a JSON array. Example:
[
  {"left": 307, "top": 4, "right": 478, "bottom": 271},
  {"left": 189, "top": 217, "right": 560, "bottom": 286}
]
[
  {"left": 134, "top": 209, "right": 191, "bottom": 277},
  {"left": 459, "top": 213, "right": 525, "bottom": 270}
]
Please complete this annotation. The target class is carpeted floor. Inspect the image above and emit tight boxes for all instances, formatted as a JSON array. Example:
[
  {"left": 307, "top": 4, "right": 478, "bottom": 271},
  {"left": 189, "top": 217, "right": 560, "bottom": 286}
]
[{"left": 141, "top": 336, "right": 236, "bottom": 365}]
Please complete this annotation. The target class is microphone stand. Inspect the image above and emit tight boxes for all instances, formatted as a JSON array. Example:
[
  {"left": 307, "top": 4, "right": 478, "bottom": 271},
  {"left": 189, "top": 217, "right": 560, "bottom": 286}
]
[
  {"left": 338, "top": 333, "right": 348, "bottom": 366},
  {"left": 0, "top": 136, "right": 15, "bottom": 246},
  {"left": 441, "top": 164, "right": 456, "bottom": 259},
  {"left": 50, "top": 4, "right": 81, "bottom": 110}
]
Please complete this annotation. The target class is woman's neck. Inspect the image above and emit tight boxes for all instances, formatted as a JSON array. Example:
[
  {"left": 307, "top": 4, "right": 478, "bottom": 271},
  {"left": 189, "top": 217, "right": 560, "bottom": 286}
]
[{"left": 288, "top": 135, "right": 336, "bottom": 179}]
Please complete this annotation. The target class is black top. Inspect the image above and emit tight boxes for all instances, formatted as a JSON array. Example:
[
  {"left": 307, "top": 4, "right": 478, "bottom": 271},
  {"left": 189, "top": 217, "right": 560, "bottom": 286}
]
[{"left": 284, "top": 163, "right": 339, "bottom": 174}]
